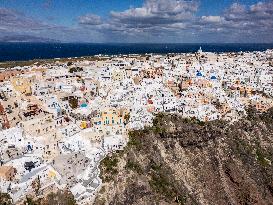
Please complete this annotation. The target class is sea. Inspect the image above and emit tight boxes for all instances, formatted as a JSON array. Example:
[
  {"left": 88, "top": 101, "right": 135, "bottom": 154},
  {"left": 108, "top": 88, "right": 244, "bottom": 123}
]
[{"left": 0, "top": 43, "right": 273, "bottom": 62}]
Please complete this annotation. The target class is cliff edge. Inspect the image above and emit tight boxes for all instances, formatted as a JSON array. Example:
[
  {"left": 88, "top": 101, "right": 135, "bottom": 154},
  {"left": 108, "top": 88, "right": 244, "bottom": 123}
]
[{"left": 95, "top": 108, "right": 273, "bottom": 205}]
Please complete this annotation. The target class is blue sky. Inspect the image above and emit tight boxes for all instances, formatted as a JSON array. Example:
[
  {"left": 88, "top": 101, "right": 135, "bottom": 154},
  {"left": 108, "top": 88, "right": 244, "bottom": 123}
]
[
  {"left": 1, "top": 0, "right": 143, "bottom": 26},
  {"left": 0, "top": 0, "right": 273, "bottom": 43}
]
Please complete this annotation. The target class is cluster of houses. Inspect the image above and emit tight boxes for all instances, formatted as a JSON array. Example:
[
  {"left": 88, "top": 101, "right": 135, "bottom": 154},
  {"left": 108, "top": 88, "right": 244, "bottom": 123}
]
[{"left": 0, "top": 48, "right": 273, "bottom": 204}]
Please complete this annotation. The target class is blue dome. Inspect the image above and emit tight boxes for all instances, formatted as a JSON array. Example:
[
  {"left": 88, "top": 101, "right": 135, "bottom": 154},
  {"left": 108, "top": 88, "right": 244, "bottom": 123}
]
[
  {"left": 196, "top": 71, "right": 203, "bottom": 77},
  {"left": 211, "top": 76, "right": 217, "bottom": 80}
]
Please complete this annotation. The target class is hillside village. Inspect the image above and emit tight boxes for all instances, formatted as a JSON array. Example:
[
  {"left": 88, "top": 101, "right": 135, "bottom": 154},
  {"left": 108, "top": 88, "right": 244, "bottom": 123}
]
[{"left": 1, "top": 48, "right": 273, "bottom": 204}]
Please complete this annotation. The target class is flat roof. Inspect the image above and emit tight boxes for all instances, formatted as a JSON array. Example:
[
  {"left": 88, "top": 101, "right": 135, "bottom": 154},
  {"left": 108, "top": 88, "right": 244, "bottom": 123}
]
[{"left": 0, "top": 166, "right": 14, "bottom": 174}]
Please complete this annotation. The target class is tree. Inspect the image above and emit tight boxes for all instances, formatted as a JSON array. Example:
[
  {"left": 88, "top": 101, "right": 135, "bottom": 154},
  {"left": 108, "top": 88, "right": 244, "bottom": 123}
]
[
  {"left": 68, "top": 67, "right": 83, "bottom": 73},
  {"left": 24, "top": 196, "right": 41, "bottom": 205},
  {"left": 0, "top": 192, "right": 12, "bottom": 205},
  {"left": 124, "top": 113, "right": 130, "bottom": 125},
  {"left": 68, "top": 97, "right": 78, "bottom": 109},
  {"left": 31, "top": 177, "right": 41, "bottom": 196},
  {"left": 67, "top": 62, "right": 73, "bottom": 66}
]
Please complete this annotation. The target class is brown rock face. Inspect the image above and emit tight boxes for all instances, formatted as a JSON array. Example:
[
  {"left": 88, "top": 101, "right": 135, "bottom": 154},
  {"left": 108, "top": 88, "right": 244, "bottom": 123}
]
[{"left": 95, "top": 108, "right": 273, "bottom": 205}]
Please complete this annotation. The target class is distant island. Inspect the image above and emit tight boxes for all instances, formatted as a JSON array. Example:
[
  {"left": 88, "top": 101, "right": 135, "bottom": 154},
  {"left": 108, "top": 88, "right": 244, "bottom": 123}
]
[{"left": 0, "top": 35, "right": 60, "bottom": 43}]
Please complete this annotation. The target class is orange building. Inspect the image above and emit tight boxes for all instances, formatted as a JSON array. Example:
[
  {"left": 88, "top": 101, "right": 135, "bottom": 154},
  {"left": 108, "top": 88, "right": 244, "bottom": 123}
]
[{"left": 0, "top": 70, "right": 22, "bottom": 82}]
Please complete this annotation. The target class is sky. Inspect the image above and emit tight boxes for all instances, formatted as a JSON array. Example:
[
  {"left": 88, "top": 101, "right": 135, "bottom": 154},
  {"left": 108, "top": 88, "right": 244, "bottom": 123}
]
[{"left": 0, "top": 0, "right": 273, "bottom": 43}]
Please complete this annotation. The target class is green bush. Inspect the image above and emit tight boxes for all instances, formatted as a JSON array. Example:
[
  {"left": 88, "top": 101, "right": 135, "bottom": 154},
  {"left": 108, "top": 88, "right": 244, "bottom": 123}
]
[
  {"left": 100, "top": 155, "right": 119, "bottom": 182},
  {"left": 125, "top": 160, "right": 142, "bottom": 174},
  {"left": 67, "top": 62, "right": 73, "bottom": 66},
  {"left": 127, "top": 131, "right": 142, "bottom": 148},
  {"left": 256, "top": 149, "right": 270, "bottom": 167},
  {"left": 68, "top": 97, "right": 78, "bottom": 109},
  {"left": 101, "top": 156, "right": 119, "bottom": 172},
  {"left": 68, "top": 67, "right": 83, "bottom": 73},
  {"left": 24, "top": 197, "right": 40, "bottom": 205},
  {"left": 0, "top": 192, "right": 12, "bottom": 205},
  {"left": 149, "top": 172, "right": 175, "bottom": 199},
  {"left": 175, "top": 195, "right": 187, "bottom": 205},
  {"left": 124, "top": 113, "right": 130, "bottom": 124}
]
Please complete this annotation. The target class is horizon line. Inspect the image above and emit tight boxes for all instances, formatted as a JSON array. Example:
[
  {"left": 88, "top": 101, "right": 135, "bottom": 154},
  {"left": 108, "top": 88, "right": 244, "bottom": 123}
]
[{"left": 1, "top": 42, "right": 273, "bottom": 44}]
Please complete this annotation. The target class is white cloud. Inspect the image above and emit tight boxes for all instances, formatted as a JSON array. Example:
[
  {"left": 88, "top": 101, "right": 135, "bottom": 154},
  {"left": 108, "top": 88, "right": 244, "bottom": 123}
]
[
  {"left": 2, "top": 0, "right": 273, "bottom": 43},
  {"left": 78, "top": 14, "right": 102, "bottom": 25},
  {"left": 110, "top": 0, "right": 198, "bottom": 27},
  {"left": 201, "top": 16, "right": 223, "bottom": 23}
]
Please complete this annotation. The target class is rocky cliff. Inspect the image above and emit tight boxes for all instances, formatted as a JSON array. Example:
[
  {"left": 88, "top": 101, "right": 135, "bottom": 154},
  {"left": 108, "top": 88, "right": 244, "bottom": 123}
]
[{"left": 95, "top": 108, "right": 273, "bottom": 205}]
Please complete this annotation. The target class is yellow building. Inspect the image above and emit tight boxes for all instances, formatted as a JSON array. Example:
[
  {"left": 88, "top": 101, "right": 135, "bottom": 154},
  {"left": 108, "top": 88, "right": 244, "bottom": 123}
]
[
  {"left": 80, "top": 121, "right": 87, "bottom": 129},
  {"left": 11, "top": 76, "right": 35, "bottom": 95},
  {"left": 92, "top": 108, "right": 128, "bottom": 127},
  {"left": 101, "top": 108, "right": 123, "bottom": 126},
  {"left": 48, "top": 170, "right": 57, "bottom": 179}
]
